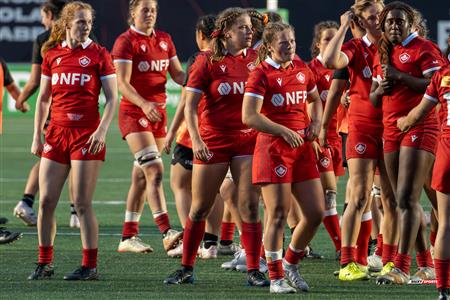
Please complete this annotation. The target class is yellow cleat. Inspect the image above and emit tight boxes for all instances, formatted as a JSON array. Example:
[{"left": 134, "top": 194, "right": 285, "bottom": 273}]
[
  {"left": 339, "top": 262, "right": 371, "bottom": 281},
  {"left": 371, "top": 261, "right": 395, "bottom": 277}
]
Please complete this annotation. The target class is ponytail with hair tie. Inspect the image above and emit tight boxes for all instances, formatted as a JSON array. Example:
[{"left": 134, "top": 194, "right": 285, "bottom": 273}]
[
  {"left": 210, "top": 30, "right": 222, "bottom": 38},
  {"left": 263, "top": 14, "right": 269, "bottom": 25}
]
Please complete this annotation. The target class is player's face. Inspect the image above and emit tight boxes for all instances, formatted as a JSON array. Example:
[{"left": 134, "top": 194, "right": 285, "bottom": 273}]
[
  {"left": 40, "top": 9, "right": 52, "bottom": 30},
  {"left": 269, "top": 29, "right": 296, "bottom": 65},
  {"left": 384, "top": 9, "right": 411, "bottom": 44},
  {"left": 68, "top": 9, "right": 92, "bottom": 43},
  {"left": 133, "top": 0, "right": 157, "bottom": 31},
  {"left": 360, "top": 4, "right": 382, "bottom": 37},
  {"left": 226, "top": 14, "right": 253, "bottom": 49},
  {"left": 317, "top": 28, "right": 337, "bottom": 56}
]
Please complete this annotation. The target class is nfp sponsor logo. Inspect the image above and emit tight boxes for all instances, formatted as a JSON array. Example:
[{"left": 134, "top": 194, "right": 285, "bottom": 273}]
[
  {"left": 51, "top": 73, "right": 91, "bottom": 86},
  {"left": 217, "top": 82, "right": 245, "bottom": 96},
  {"left": 271, "top": 91, "right": 307, "bottom": 107}
]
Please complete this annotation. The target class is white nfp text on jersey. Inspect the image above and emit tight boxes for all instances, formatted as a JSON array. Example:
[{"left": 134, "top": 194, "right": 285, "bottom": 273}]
[
  {"left": 271, "top": 91, "right": 307, "bottom": 107},
  {"left": 217, "top": 81, "right": 246, "bottom": 96},
  {"left": 51, "top": 72, "right": 91, "bottom": 86},
  {"left": 148, "top": 59, "right": 170, "bottom": 71}
]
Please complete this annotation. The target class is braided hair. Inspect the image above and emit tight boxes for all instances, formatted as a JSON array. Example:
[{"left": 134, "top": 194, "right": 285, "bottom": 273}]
[
  {"left": 211, "top": 7, "right": 247, "bottom": 62},
  {"left": 256, "top": 22, "right": 294, "bottom": 65},
  {"left": 378, "top": 1, "right": 415, "bottom": 64},
  {"left": 310, "top": 21, "right": 339, "bottom": 59},
  {"left": 246, "top": 8, "right": 264, "bottom": 42},
  {"left": 196, "top": 14, "right": 216, "bottom": 40}
]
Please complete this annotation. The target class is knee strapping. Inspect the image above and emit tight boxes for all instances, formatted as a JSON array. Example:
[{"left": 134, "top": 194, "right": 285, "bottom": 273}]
[
  {"left": 371, "top": 184, "right": 381, "bottom": 198},
  {"left": 134, "top": 145, "right": 162, "bottom": 167},
  {"left": 325, "top": 189, "right": 337, "bottom": 209}
]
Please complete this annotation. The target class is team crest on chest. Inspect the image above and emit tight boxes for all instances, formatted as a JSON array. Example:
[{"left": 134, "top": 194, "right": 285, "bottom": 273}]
[
  {"left": 159, "top": 41, "right": 168, "bottom": 51},
  {"left": 296, "top": 72, "right": 305, "bottom": 84},
  {"left": 140, "top": 44, "right": 147, "bottom": 52},
  {"left": 220, "top": 64, "right": 227, "bottom": 73},
  {"left": 276, "top": 78, "right": 282, "bottom": 86},
  {"left": 274, "top": 164, "right": 287, "bottom": 177},
  {"left": 56, "top": 57, "right": 62, "bottom": 65},
  {"left": 79, "top": 56, "right": 91, "bottom": 67},
  {"left": 399, "top": 53, "right": 410, "bottom": 63},
  {"left": 247, "top": 62, "right": 256, "bottom": 71}
]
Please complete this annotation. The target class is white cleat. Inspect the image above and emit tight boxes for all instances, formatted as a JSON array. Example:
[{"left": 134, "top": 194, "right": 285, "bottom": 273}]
[
  {"left": 118, "top": 236, "right": 153, "bottom": 253},
  {"left": 368, "top": 254, "right": 383, "bottom": 272},
  {"left": 218, "top": 243, "right": 241, "bottom": 255},
  {"left": 13, "top": 201, "right": 37, "bottom": 226},
  {"left": 270, "top": 279, "right": 296, "bottom": 294},
  {"left": 410, "top": 267, "right": 436, "bottom": 281},
  {"left": 198, "top": 245, "right": 218, "bottom": 259},
  {"left": 163, "top": 229, "right": 183, "bottom": 251},
  {"left": 236, "top": 257, "right": 268, "bottom": 273},
  {"left": 69, "top": 214, "right": 80, "bottom": 228},
  {"left": 167, "top": 242, "right": 183, "bottom": 258},
  {"left": 282, "top": 259, "right": 310, "bottom": 292},
  {"left": 221, "top": 249, "right": 246, "bottom": 270}
]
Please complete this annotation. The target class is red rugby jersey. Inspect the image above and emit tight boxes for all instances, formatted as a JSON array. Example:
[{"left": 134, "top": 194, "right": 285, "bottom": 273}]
[
  {"left": 372, "top": 32, "right": 445, "bottom": 130},
  {"left": 309, "top": 55, "right": 338, "bottom": 139},
  {"left": 341, "top": 35, "right": 382, "bottom": 132},
  {"left": 244, "top": 56, "right": 317, "bottom": 131},
  {"left": 424, "top": 64, "right": 450, "bottom": 137},
  {"left": 111, "top": 26, "right": 177, "bottom": 106},
  {"left": 186, "top": 49, "right": 258, "bottom": 133},
  {"left": 41, "top": 39, "right": 115, "bottom": 127}
]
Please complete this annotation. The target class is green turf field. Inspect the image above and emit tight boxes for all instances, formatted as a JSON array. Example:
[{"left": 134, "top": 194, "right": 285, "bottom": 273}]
[{"left": 0, "top": 116, "right": 437, "bottom": 299}]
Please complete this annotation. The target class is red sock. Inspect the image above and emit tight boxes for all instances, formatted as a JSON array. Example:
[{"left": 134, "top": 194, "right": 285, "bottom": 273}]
[
  {"left": 220, "top": 222, "right": 235, "bottom": 242},
  {"left": 416, "top": 249, "right": 434, "bottom": 268},
  {"left": 241, "top": 222, "right": 262, "bottom": 271},
  {"left": 382, "top": 244, "right": 398, "bottom": 265},
  {"left": 82, "top": 248, "right": 98, "bottom": 268},
  {"left": 323, "top": 213, "right": 342, "bottom": 251},
  {"left": 154, "top": 213, "right": 171, "bottom": 234},
  {"left": 38, "top": 245, "right": 53, "bottom": 264},
  {"left": 430, "top": 231, "right": 437, "bottom": 247},
  {"left": 284, "top": 245, "right": 306, "bottom": 265},
  {"left": 260, "top": 244, "right": 266, "bottom": 260},
  {"left": 181, "top": 218, "right": 205, "bottom": 268},
  {"left": 267, "top": 260, "right": 284, "bottom": 281},
  {"left": 340, "top": 246, "right": 356, "bottom": 266},
  {"left": 435, "top": 259, "right": 450, "bottom": 289},
  {"left": 375, "top": 234, "right": 383, "bottom": 257},
  {"left": 122, "top": 221, "right": 139, "bottom": 239},
  {"left": 394, "top": 253, "right": 411, "bottom": 274},
  {"left": 356, "top": 219, "right": 372, "bottom": 265}
]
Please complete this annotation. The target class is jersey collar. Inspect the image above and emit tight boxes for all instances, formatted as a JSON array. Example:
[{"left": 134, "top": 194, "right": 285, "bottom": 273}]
[
  {"left": 362, "top": 34, "right": 372, "bottom": 47},
  {"left": 265, "top": 56, "right": 294, "bottom": 69},
  {"left": 223, "top": 48, "right": 248, "bottom": 57},
  {"left": 61, "top": 38, "right": 93, "bottom": 49},
  {"left": 402, "top": 32, "right": 418, "bottom": 47},
  {"left": 252, "top": 40, "right": 262, "bottom": 50},
  {"left": 316, "top": 54, "right": 325, "bottom": 66},
  {"left": 130, "top": 25, "right": 155, "bottom": 36}
]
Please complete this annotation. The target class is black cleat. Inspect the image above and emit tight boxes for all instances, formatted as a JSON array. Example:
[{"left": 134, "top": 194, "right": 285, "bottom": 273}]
[
  {"left": 164, "top": 268, "right": 194, "bottom": 284},
  {"left": 439, "top": 288, "right": 449, "bottom": 300},
  {"left": 28, "top": 263, "right": 54, "bottom": 280},
  {"left": 368, "top": 238, "right": 377, "bottom": 256},
  {"left": 0, "top": 228, "right": 22, "bottom": 244},
  {"left": 64, "top": 266, "right": 98, "bottom": 280},
  {"left": 247, "top": 270, "right": 270, "bottom": 287},
  {"left": 305, "top": 244, "right": 324, "bottom": 259},
  {"left": 0, "top": 217, "right": 8, "bottom": 225}
]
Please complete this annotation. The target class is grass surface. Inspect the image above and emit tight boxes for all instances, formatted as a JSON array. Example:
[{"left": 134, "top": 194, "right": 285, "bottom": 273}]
[{"left": 0, "top": 116, "right": 437, "bottom": 299}]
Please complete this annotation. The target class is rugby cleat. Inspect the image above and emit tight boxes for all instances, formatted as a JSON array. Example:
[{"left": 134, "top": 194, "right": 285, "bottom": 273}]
[
  {"left": 28, "top": 263, "right": 54, "bottom": 280},
  {"left": 439, "top": 288, "right": 449, "bottom": 300},
  {"left": 305, "top": 244, "right": 324, "bottom": 259},
  {"left": 221, "top": 249, "right": 246, "bottom": 270},
  {"left": 118, "top": 236, "right": 153, "bottom": 253},
  {"left": 338, "top": 262, "right": 370, "bottom": 281},
  {"left": 164, "top": 268, "right": 194, "bottom": 284},
  {"left": 247, "top": 270, "right": 270, "bottom": 287},
  {"left": 64, "top": 266, "right": 98, "bottom": 280},
  {"left": 198, "top": 245, "right": 218, "bottom": 259},
  {"left": 368, "top": 254, "right": 383, "bottom": 272},
  {"left": 167, "top": 242, "right": 183, "bottom": 258},
  {"left": 410, "top": 267, "right": 436, "bottom": 281},
  {"left": 282, "top": 259, "right": 309, "bottom": 291},
  {"left": 236, "top": 257, "right": 268, "bottom": 273},
  {"left": 270, "top": 279, "right": 296, "bottom": 294},
  {"left": 376, "top": 267, "right": 409, "bottom": 285},
  {"left": 162, "top": 229, "right": 183, "bottom": 251},
  {"left": 218, "top": 242, "right": 241, "bottom": 255},
  {"left": 371, "top": 261, "right": 394, "bottom": 277},
  {"left": 0, "top": 228, "right": 22, "bottom": 244},
  {"left": 69, "top": 214, "right": 80, "bottom": 228},
  {"left": 13, "top": 201, "right": 37, "bottom": 226}
]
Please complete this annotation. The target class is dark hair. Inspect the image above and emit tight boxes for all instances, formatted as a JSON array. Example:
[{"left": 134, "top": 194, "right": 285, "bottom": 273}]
[
  {"left": 196, "top": 14, "right": 216, "bottom": 39},
  {"left": 378, "top": 1, "right": 415, "bottom": 64},
  {"left": 264, "top": 11, "right": 282, "bottom": 23},
  {"left": 128, "top": 0, "right": 158, "bottom": 25},
  {"left": 246, "top": 8, "right": 264, "bottom": 41},
  {"left": 310, "top": 21, "right": 339, "bottom": 58},
  {"left": 41, "top": 0, "right": 67, "bottom": 20},
  {"left": 257, "top": 22, "right": 294, "bottom": 65},
  {"left": 211, "top": 7, "right": 248, "bottom": 62}
]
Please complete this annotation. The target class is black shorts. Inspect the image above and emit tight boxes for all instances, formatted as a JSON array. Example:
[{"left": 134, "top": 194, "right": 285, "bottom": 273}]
[
  {"left": 171, "top": 143, "right": 193, "bottom": 170},
  {"left": 339, "top": 132, "right": 348, "bottom": 168}
]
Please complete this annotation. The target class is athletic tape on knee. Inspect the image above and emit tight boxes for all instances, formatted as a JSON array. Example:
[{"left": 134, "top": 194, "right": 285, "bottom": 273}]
[
  {"left": 325, "top": 189, "right": 337, "bottom": 209},
  {"left": 265, "top": 249, "right": 283, "bottom": 261},
  {"left": 370, "top": 184, "right": 381, "bottom": 198},
  {"left": 125, "top": 210, "right": 141, "bottom": 222},
  {"left": 134, "top": 145, "right": 162, "bottom": 167},
  {"left": 133, "top": 160, "right": 140, "bottom": 168},
  {"left": 361, "top": 211, "right": 372, "bottom": 222}
]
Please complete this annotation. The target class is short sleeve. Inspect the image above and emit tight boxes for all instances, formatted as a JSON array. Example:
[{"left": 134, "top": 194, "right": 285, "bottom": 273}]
[
  {"left": 419, "top": 42, "right": 446, "bottom": 76},
  {"left": 185, "top": 53, "right": 210, "bottom": 94},
  {"left": 244, "top": 67, "right": 267, "bottom": 100},
  {"left": 111, "top": 34, "right": 133, "bottom": 62},
  {"left": 424, "top": 71, "right": 440, "bottom": 103},
  {"left": 167, "top": 34, "right": 177, "bottom": 60},
  {"left": 333, "top": 67, "right": 350, "bottom": 80},
  {"left": 183, "top": 53, "right": 199, "bottom": 87},
  {"left": 41, "top": 52, "right": 52, "bottom": 80},
  {"left": 372, "top": 54, "right": 382, "bottom": 83},
  {"left": 305, "top": 66, "right": 317, "bottom": 94},
  {"left": 341, "top": 39, "right": 357, "bottom": 65},
  {"left": 1, "top": 58, "right": 14, "bottom": 86},
  {"left": 98, "top": 48, "right": 116, "bottom": 80}
]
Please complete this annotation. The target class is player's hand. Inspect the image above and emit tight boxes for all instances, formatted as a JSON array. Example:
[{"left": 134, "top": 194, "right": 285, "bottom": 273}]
[
  {"left": 141, "top": 101, "right": 163, "bottom": 122},
  {"left": 15, "top": 100, "right": 29, "bottom": 113},
  {"left": 397, "top": 116, "right": 411, "bottom": 132},
  {"left": 163, "top": 130, "right": 175, "bottom": 154},
  {"left": 280, "top": 127, "right": 304, "bottom": 148},
  {"left": 306, "top": 121, "right": 321, "bottom": 141},
  {"left": 318, "top": 127, "right": 328, "bottom": 147},
  {"left": 31, "top": 135, "right": 43, "bottom": 157},
  {"left": 340, "top": 11, "right": 353, "bottom": 28},
  {"left": 311, "top": 140, "right": 323, "bottom": 160},
  {"left": 86, "top": 126, "right": 106, "bottom": 155},
  {"left": 376, "top": 78, "right": 394, "bottom": 96},
  {"left": 340, "top": 90, "right": 350, "bottom": 108},
  {"left": 382, "top": 64, "right": 402, "bottom": 82},
  {"left": 192, "top": 138, "right": 212, "bottom": 162}
]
